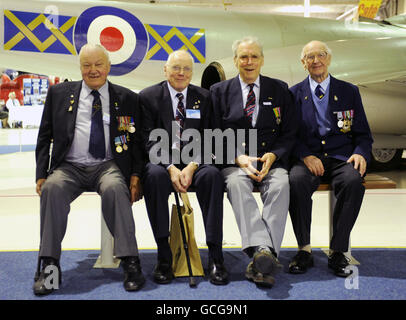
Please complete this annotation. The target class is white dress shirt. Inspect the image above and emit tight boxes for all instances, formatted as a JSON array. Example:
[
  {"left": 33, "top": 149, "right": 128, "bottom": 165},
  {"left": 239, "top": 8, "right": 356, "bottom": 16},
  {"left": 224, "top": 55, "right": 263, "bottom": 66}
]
[
  {"left": 65, "top": 81, "right": 113, "bottom": 166},
  {"left": 239, "top": 75, "right": 260, "bottom": 127}
]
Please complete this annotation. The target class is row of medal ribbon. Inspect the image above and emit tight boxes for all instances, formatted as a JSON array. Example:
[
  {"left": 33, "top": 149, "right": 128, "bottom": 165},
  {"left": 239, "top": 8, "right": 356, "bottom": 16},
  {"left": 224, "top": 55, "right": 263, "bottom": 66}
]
[
  {"left": 334, "top": 110, "right": 354, "bottom": 133},
  {"left": 115, "top": 116, "right": 135, "bottom": 153},
  {"left": 118, "top": 116, "right": 136, "bottom": 133}
]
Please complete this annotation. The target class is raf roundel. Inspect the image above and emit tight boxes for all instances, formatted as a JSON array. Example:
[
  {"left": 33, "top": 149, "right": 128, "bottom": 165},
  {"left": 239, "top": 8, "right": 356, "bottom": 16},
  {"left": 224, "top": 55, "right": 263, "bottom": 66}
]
[{"left": 74, "top": 6, "right": 148, "bottom": 76}]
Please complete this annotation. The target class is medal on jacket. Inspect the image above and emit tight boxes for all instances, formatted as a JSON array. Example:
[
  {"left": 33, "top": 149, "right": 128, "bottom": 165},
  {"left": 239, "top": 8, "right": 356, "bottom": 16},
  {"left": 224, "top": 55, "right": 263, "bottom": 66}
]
[
  {"left": 273, "top": 107, "right": 281, "bottom": 125},
  {"left": 128, "top": 117, "right": 135, "bottom": 133},
  {"left": 114, "top": 136, "right": 123, "bottom": 153},
  {"left": 340, "top": 110, "right": 353, "bottom": 133},
  {"left": 336, "top": 111, "right": 343, "bottom": 128},
  {"left": 121, "top": 135, "right": 128, "bottom": 151}
]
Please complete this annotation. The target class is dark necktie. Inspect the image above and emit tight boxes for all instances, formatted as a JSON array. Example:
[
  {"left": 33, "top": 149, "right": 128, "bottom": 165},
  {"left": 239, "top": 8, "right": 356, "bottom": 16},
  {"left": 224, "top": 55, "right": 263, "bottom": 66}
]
[
  {"left": 89, "top": 90, "right": 106, "bottom": 159},
  {"left": 175, "top": 93, "right": 185, "bottom": 148},
  {"left": 315, "top": 85, "right": 325, "bottom": 99},
  {"left": 244, "top": 83, "right": 255, "bottom": 123}
]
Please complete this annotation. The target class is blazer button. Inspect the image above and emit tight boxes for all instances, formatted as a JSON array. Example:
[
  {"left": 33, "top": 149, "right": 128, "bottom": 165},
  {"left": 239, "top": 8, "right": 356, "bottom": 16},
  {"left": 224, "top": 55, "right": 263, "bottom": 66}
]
[
  {"left": 321, "top": 140, "right": 326, "bottom": 145},
  {"left": 324, "top": 153, "right": 328, "bottom": 157},
  {"left": 261, "top": 142, "right": 266, "bottom": 147},
  {"left": 242, "top": 142, "right": 246, "bottom": 147}
]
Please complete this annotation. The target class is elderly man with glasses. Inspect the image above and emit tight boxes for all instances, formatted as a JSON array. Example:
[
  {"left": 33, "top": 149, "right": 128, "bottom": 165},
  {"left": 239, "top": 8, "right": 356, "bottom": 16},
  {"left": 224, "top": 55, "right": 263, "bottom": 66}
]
[
  {"left": 288, "top": 40, "right": 373, "bottom": 277},
  {"left": 139, "top": 50, "right": 229, "bottom": 286}
]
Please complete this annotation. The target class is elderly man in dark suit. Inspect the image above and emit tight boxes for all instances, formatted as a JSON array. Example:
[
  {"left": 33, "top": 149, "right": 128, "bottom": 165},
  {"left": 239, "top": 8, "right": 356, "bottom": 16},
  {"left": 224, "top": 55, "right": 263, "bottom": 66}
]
[
  {"left": 139, "top": 50, "right": 228, "bottom": 286},
  {"left": 288, "top": 40, "right": 373, "bottom": 277},
  {"left": 210, "top": 37, "right": 298, "bottom": 287},
  {"left": 34, "top": 44, "right": 145, "bottom": 295}
]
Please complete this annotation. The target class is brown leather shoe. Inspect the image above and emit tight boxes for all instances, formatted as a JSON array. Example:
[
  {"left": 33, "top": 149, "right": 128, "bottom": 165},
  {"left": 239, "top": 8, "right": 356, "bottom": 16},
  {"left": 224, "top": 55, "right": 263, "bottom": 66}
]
[{"left": 245, "top": 261, "right": 275, "bottom": 288}]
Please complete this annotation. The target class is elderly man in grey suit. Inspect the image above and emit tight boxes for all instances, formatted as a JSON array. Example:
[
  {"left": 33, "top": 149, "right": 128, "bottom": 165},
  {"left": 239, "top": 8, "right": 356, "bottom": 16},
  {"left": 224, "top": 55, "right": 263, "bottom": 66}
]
[
  {"left": 34, "top": 44, "right": 145, "bottom": 295},
  {"left": 210, "top": 37, "right": 298, "bottom": 287}
]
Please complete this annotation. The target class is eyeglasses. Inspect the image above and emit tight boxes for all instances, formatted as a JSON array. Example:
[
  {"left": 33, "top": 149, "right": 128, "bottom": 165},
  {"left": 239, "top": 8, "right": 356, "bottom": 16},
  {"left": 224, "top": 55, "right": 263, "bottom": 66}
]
[
  {"left": 304, "top": 51, "right": 328, "bottom": 62},
  {"left": 170, "top": 65, "right": 192, "bottom": 73}
]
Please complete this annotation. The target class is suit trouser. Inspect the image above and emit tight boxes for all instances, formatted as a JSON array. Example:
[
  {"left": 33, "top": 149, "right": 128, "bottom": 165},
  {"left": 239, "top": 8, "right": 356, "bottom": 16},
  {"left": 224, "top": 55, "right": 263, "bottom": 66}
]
[
  {"left": 222, "top": 166, "right": 289, "bottom": 257},
  {"left": 289, "top": 158, "right": 365, "bottom": 252},
  {"left": 39, "top": 161, "right": 139, "bottom": 260},
  {"left": 142, "top": 163, "right": 224, "bottom": 249}
]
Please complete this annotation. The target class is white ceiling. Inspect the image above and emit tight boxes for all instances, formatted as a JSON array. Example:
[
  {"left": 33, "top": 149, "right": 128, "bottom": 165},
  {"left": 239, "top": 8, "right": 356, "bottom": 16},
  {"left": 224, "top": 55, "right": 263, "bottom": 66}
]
[{"left": 99, "top": 0, "right": 399, "bottom": 20}]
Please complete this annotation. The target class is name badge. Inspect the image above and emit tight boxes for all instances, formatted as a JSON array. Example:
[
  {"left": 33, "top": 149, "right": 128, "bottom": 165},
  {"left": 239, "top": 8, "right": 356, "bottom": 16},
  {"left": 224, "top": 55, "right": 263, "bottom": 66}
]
[
  {"left": 186, "top": 109, "right": 200, "bottom": 119},
  {"left": 103, "top": 113, "right": 110, "bottom": 124},
  {"left": 263, "top": 101, "right": 272, "bottom": 106}
]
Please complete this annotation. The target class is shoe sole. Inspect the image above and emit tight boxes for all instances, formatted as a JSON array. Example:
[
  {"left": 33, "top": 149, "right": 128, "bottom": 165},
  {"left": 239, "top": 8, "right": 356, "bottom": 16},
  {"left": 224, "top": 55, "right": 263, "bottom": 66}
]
[
  {"left": 245, "top": 271, "right": 275, "bottom": 288},
  {"left": 253, "top": 254, "right": 282, "bottom": 276}
]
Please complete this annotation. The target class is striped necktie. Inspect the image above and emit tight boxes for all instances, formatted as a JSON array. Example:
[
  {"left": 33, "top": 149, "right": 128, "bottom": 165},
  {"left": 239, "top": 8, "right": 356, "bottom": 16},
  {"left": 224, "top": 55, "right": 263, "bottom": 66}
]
[
  {"left": 89, "top": 90, "right": 106, "bottom": 159},
  {"left": 315, "top": 84, "right": 325, "bottom": 99},
  {"left": 244, "top": 83, "right": 255, "bottom": 123},
  {"left": 175, "top": 92, "right": 185, "bottom": 149}
]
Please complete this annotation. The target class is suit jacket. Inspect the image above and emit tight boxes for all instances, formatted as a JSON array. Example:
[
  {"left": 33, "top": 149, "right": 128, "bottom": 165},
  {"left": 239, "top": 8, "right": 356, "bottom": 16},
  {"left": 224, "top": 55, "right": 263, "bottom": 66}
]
[
  {"left": 290, "top": 75, "right": 373, "bottom": 163},
  {"left": 210, "top": 75, "right": 298, "bottom": 170},
  {"left": 139, "top": 81, "right": 213, "bottom": 168},
  {"left": 35, "top": 80, "right": 144, "bottom": 185}
]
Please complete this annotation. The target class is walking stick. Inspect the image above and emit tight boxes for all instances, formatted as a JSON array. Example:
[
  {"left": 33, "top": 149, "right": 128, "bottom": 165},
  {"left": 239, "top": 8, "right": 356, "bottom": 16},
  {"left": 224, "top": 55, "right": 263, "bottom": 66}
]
[{"left": 173, "top": 191, "right": 196, "bottom": 287}]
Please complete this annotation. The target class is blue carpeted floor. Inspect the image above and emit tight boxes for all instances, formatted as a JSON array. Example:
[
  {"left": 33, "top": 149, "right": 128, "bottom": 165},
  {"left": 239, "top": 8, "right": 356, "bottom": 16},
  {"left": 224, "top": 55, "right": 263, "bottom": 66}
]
[{"left": 1, "top": 248, "right": 405, "bottom": 300}]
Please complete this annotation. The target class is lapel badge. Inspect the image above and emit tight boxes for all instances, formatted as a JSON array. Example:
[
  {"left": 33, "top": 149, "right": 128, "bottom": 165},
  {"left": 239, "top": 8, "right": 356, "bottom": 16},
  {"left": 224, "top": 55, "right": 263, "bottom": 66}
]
[
  {"left": 334, "top": 95, "right": 338, "bottom": 101},
  {"left": 305, "top": 96, "right": 308, "bottom": 100}
]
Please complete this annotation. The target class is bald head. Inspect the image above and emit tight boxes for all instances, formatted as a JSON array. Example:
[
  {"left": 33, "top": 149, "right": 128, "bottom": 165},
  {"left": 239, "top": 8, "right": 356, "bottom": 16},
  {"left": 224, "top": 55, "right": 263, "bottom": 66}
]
[{"left": 164, "top": 50, "right": 194, "bottom": 91}]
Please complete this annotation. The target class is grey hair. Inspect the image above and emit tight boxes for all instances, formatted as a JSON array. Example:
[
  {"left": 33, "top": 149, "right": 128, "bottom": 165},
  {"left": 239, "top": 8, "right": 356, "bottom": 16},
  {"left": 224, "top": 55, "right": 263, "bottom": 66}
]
[
  {"left": 300, "top": 40, "right": 332, "bottom": 60},
  {"left": 232, "top": 36, "right": 264, "bottom": 58},
  {"left": 79, "top": 43, "right": 111, "bottom": 63}
]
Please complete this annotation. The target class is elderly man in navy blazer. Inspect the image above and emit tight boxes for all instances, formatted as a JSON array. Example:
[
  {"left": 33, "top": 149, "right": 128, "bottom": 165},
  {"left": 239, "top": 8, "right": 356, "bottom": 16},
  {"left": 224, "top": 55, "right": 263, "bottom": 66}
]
[
  {"left": 139, "top": 50, "right": 228, "bottom": 286},
  {"left": 34, "top": 44, "right": 146, "bottom": 295},
  {"left": 210, "top": 37, "right": 298, "bottom": 287},
  {"left": 288, "top": 40, "right": 373, "bottom": 277}
]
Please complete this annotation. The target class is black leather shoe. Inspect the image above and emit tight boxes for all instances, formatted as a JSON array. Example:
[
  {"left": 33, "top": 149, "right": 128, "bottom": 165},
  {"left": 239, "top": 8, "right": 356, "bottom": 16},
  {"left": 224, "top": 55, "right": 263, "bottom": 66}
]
[
  {"left": 328, "top": 252, "right": 352, "bottom": 277},
  {"left": 153, "top": 260, "right": 174, "bottom": 284},
  {"left": 253, "top": 247, "right": 282, "bottom": 276},
  {"left": 33, "top": 257, "right": 61, "bottom": 296},
  {"left": 208, "top": 259, "right": 229, "bottom": 285},
  {"left": 289, "top": 250, "right": 314, "bottom": 274},
  {"left": 245, "top": 261, "right": 275, "bottom": 288},
  {"left": 122, "top": 256, "right": 146, "bottom": 291}
]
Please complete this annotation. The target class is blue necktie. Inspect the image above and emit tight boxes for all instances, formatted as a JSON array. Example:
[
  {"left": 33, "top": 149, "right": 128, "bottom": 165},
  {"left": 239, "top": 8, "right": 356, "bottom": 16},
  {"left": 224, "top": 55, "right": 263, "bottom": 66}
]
[
  {"left": 89, "top": 90, "right": 106, "bottom": 159},
  {"left": 315, "top": 85, "right": 325, "bottom": 99},
  {"left": 244, "top": 83, "right": 255, "bottom": 123}
]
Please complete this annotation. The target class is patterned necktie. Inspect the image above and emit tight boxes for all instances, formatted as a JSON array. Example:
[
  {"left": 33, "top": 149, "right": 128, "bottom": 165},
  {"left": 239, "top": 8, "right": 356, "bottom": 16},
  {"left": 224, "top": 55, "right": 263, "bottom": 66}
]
[
  {"left": 89, "top": 90, "right": 106, "bottom": 159},
  {"left": 244, "top": 83, "right": 255, "bottom": 123},
  {"left": 315, "top": 85, "right": 325, "bottom": 99},
  {"left": 175, "top": 93, "right": 185, "bottom": 148}
]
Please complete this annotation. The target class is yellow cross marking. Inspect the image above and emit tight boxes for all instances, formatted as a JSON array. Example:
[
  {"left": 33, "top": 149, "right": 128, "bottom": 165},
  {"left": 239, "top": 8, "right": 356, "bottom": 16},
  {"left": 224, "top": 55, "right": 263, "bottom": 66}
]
[
  {"left": 4, "top": 10, "right": 77, "bottom": 55},
  {"left": 145, "top": 24, "right": 205, "bottom": 63}
]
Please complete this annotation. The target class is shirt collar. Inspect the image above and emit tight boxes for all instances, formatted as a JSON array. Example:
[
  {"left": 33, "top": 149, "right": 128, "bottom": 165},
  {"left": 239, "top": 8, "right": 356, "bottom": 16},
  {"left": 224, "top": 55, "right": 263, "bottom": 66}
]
[
  {"left": 239, "top": 74, "right": 260, "bottom": 89},
  {"left": 82, "top": 81, "right": 109, "bottom": 99},
  {"left": 309, "top": 74, "right": 330, "bottom": 93},
  {"left": 167, "top": 81, "right": 188, "bottom": 101}
]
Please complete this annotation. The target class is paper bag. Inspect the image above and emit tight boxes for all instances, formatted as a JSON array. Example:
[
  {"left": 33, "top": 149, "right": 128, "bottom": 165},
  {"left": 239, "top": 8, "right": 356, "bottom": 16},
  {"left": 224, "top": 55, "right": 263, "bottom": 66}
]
[{"left": 169, "top": 192, "right": 204, "bottom": 277}]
